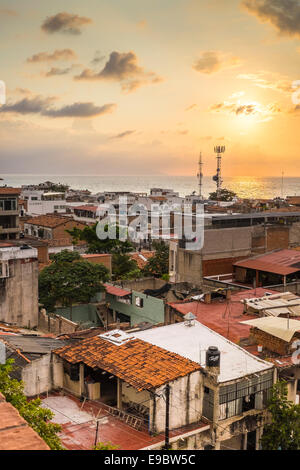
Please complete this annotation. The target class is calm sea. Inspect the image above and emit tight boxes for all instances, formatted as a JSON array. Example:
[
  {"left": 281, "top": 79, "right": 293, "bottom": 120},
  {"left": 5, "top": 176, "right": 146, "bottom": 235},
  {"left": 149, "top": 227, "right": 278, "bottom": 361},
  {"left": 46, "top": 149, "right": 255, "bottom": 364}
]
[{"left": 1, "top": 174, "right": 300, "bottom": 199}]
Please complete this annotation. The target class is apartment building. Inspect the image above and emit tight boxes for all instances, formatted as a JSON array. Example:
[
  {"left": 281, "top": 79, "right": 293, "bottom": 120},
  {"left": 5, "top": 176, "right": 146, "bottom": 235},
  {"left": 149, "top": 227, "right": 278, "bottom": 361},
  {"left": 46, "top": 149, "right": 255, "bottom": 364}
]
[
  {"left": 0, "top": 187, "right": 21, "bottom": 241},
  {"left": 0, "top": 243, "right": 39, "bottom": 328}
]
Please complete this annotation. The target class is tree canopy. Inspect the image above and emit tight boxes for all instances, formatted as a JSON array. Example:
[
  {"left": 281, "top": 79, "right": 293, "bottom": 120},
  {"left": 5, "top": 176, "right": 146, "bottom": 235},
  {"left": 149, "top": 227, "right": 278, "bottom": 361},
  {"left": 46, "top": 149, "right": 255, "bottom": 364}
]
[
  {"left": 0, "top": 359, "right": 64, "bottom": 450},
  {"left": 67, "top": 224, "right": 143, "bottom": 281},
  {"left": 142, "top": 241, "right": 169, "bottom": 278},
  {"left": 39, "top": 250, "right": 110, "bottom": 317},
  {"left": 209, "top": 188, "right": 237, "bottom": 202},
  {"left": 67, "top": 223, "right": 133, "bottom": 255},
  {"left": 261, "top": 381, "right": 300, "bottom": 450},
  {"left": 112, "top": 253, "right": 141, "bottom": 281}
]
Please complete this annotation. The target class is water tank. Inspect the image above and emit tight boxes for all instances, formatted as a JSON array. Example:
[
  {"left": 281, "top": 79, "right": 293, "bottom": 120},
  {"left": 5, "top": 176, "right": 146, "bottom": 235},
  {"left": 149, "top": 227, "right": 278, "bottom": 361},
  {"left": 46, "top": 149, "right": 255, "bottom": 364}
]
[{"left": 206, "top": 346, "right": 220, "bottom": 368}]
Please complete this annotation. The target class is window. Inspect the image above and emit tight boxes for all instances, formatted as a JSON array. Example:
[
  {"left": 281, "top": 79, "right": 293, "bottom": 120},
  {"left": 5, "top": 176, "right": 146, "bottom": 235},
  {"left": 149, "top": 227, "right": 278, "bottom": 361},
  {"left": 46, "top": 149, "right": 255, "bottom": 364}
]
[
  {"left": 135, "top": 296, "right": 144, "bottom": 308},
  {"left": 0, "top": 198, "right": 17, "bottom": 211},
  {"left": 218, "top": 371, "right": 273, "bottom": 420}
]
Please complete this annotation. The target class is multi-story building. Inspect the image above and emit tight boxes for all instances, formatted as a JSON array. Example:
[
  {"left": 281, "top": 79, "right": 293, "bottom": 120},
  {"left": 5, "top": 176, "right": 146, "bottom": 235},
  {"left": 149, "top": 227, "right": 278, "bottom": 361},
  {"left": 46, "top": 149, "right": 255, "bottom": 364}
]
[
  {"left": 0, "top": 243, "right": 39, "bottom": 328},
  {"left": 52, "top": 320, "right": 275, "bottom": 450},
  {"left": 0, "top": 187, "right": 21, "bottom": 241},
  {"left": 20, "top": 188, "right": 66, "bottom": 216}
]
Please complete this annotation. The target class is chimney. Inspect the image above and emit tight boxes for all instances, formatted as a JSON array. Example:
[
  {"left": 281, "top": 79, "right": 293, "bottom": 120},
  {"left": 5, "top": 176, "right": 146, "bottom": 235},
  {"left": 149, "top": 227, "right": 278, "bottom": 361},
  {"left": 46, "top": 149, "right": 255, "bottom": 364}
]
[{"left": 205, "top": 346, "right": 220, "bottom": 377}]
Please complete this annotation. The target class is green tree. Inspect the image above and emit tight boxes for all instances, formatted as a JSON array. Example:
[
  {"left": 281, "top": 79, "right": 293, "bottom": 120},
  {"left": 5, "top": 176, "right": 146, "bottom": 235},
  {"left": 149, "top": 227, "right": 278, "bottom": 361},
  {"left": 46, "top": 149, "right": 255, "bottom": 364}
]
[
  {"left": 67, "top": 223, "right": 133, "bottom": 255},
  {"left": 93, "top": 441, "right": 119, "bottom": 450},
  {"left": 112, "top": 253, "right": 141, "bottom": 281},
  {"left": 143, "top": 241, "right": 169, "bottom": 278},
  {"left": 0, "top": 359, "right": 64, "bottom": 450},
  {"left": 67, "top": 224, "right": 142, "bottom": 281},
  {"left": 261, "top": 381, "right": 300, "bottom": 450},
  {"left": 209, "top": 188, "right": 237, "bottom": 202},
  {"left": 39, "top": 250, "right": 110, "bottom": 319}
]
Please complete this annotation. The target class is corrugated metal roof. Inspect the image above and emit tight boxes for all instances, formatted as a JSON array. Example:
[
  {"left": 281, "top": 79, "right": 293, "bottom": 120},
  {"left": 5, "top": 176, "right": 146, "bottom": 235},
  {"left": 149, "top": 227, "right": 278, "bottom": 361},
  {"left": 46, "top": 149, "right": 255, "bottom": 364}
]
[
  {"left": 234, "top": 249, "right": 300, "bottom": 275},
  {"left": 104, "top": 283, "right": 131, "bottom": 297},
  {"left": 241, "top": 317, "right": 300, "bottom": 342},
  {"left": 0, "top": 335, "right": 69, "bottom": 354}
]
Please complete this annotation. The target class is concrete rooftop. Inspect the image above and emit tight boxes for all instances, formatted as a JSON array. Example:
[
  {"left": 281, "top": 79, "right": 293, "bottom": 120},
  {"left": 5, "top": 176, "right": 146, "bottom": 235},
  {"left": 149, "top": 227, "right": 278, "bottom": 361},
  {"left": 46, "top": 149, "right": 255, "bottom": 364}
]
[{"left": 134, "top": 320, "right": 273, "bottom": 383}]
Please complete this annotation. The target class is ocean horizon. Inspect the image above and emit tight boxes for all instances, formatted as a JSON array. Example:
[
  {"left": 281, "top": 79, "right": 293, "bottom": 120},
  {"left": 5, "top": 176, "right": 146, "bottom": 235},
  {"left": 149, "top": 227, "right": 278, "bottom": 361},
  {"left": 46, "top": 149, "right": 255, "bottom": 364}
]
[{"left": 1, "top": 174, "right": 300, "bottom": 200}]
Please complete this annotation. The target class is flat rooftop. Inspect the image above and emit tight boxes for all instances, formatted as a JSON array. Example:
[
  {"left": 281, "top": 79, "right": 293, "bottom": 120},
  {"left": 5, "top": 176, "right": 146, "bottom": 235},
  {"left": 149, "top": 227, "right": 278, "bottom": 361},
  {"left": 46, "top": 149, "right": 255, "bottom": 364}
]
[
  {"left": 134, "top": 320, "right": 273, "bottom": 383},
  {"left": 168, "top": 288, "right": 277, "bottom": 344},
  {"left": 41, "top": 393, "right": 209, "bottom": 450}
]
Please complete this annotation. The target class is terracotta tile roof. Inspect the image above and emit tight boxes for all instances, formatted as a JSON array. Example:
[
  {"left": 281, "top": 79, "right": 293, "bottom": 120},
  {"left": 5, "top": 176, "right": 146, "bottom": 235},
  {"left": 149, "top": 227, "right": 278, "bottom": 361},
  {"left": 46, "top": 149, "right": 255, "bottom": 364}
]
[
  {"left": 0, "top": 187, "right": 21, "bottom": 195},
  {"left": 54, "top": 335, "right": 201, "bottom": 391},
  {"left": 130, "top": 251, "right": 155, "bottom": 269},
  {"left": 25, "top": 214, "right": 69, "bottom": 228},
  {"left": 0, "top": 393, "right": 50, "bottom": 450},
  {"left": 104, "top": 283, "right": 131, "bottom": 297},
  {"left": 234, "top": 250, "right": 300, "bottom": 276}
]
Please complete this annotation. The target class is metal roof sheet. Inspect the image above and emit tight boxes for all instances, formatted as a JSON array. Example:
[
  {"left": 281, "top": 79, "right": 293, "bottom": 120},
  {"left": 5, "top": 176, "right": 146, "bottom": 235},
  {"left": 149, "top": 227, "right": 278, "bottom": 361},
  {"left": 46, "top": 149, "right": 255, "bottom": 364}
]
[
  {"left": 104, "top": 283, "right": 131, "bottom": 297},
  {"left": 241, "top": 317, "right": 300, "bottom": 342},
  {"left": 234, "top": 249, "right": 300, "bottom": 275}
]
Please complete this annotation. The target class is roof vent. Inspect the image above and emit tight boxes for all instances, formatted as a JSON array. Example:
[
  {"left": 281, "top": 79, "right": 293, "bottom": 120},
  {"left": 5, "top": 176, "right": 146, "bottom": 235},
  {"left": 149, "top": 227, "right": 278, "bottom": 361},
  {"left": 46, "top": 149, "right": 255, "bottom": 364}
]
[
  {"left": 184, "top": 312, "right": 196, "bottom": 327},
  {"left": 99, "top": 329, "right": 134, "bottom": 345}
]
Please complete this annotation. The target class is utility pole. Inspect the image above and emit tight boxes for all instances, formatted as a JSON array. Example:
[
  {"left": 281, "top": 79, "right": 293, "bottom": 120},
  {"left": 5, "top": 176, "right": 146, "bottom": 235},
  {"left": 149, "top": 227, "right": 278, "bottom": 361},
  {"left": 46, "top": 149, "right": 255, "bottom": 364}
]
[
  {"left": 163, "top": 384, "right": 170, "bottom": 450},
  {"left": 94, "top": 419, "right": 100, "bottom": 447}
]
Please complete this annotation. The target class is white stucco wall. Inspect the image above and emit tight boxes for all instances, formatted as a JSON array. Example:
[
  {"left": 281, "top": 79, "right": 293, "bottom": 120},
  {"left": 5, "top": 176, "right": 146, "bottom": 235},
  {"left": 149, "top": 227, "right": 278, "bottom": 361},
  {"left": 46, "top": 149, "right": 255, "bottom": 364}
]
[
  {"left": 22, "top": 354, "right": 52, "bottom": 396},
  {"left": 151, "top": 371, "right": 203, "bottom": 434}
]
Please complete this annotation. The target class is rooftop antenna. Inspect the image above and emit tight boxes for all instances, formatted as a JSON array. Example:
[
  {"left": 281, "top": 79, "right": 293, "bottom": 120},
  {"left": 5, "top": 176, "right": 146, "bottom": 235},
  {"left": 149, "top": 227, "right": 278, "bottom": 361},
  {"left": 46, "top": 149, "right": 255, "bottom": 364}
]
[
  {"left": 213, "top": 146, "right": 225, "bottom": 200},
  {"left": 281, "top": 171, "right": 284, "bottom": 199},
  {"left": 197, "top": 152, "right": 204, "bottom": 200}
]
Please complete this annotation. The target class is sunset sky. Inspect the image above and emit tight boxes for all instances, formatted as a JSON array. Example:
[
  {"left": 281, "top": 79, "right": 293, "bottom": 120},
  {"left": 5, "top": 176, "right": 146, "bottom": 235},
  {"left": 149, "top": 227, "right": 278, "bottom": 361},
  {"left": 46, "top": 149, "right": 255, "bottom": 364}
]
[{"left": 0, "top": 0, "right": 299, "bottom": 177}]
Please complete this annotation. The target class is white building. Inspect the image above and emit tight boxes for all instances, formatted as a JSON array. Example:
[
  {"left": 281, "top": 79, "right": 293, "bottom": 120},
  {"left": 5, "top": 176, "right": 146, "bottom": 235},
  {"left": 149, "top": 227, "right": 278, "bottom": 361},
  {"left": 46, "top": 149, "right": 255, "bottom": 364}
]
[{"left": 21, "top": 189, "right": 66, "bottom": 216}]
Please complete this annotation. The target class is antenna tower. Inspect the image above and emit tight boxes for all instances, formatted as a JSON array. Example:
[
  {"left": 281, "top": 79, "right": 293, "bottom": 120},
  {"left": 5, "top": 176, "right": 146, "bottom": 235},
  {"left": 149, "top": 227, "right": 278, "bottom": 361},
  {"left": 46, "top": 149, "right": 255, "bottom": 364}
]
[
  {"left": 212, "top": 146, "right": 225, "bottom": 199},
  {"left": 197, "top": 152, "right": 204, "bottom": 199}
]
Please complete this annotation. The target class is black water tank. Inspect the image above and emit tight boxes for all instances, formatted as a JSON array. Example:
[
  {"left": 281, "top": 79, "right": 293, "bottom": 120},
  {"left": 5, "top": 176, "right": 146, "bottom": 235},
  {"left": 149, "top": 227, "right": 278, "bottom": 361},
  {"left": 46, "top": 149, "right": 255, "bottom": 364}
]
[{"left": 206, "top": 346, "right": 220, "bottom": 367}]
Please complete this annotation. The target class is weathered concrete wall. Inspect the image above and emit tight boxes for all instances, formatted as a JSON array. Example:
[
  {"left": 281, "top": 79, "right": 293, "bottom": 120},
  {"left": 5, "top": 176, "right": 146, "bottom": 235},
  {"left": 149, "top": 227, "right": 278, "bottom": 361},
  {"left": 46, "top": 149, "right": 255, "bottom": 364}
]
[
  {"left": 22, "top": 354, "right": 52, "bottom": 397},
  {"left": 142, "top": 427, "right": 211, "bottom": 450},
  {"left": 52, "top": 355, "right": 64, "bottom": 389},
  {"left": 55, "top": 304, "right": 100, "bottom": 327},
  {"left": 0, "top": 258, "right": 39, "bottom": 328},
  {"left": 52, "top": 357, "right": 81, "bottom": 396},
  {"left": 107, "top": 290, "right": 165, "bottom": 326},
  {"left": 122, "top": 385, "right": 150, "bottom": 410},
  {"left": 150, "top": 371, "right": 202, "bottom": 434},
  {"left": 38, "top": 309, "right": 79, "bottom": 335},
  {"left": 202, "top": 227, "right": 252, "bottom": 261},
  {"left": 119, "top": 278, "right": 166, "bottom": 291},
  {"left": 176, "top": 249, "right": 202, "bottom": 285},
  {"left": 289, "top": 222, "right": 300, "bottom": 247},
  {"left": 172, "top": 223, "right": 293, "bottom": 283}
]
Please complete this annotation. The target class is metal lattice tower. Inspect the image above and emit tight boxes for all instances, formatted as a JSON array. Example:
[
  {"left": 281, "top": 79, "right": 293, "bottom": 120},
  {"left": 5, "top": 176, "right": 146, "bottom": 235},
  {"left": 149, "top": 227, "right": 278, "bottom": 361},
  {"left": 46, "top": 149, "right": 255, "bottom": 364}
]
[
  {"left": 213, "top": 146, "right": 225, "bottom": 198},
  {"left": 197, "top": 152, "right": 204, "bottom": 199}
]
